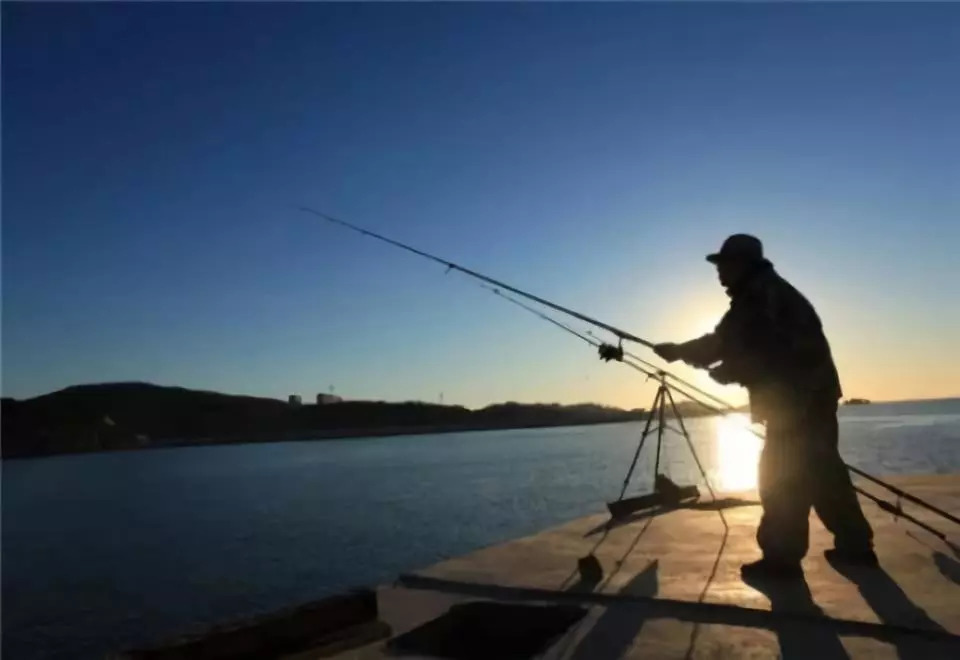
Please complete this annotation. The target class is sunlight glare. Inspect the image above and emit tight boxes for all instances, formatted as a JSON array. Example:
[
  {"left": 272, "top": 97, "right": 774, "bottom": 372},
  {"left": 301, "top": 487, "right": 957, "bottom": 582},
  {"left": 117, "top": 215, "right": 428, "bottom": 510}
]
[{"left": 715, "top": 413, "right": 763, "bottom": 491}]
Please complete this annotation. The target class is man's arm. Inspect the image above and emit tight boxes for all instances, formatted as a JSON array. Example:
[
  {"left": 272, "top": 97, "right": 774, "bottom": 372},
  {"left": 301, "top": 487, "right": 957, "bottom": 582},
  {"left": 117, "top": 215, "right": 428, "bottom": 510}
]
[
  {"left": 709, "top": 281, "right": 807, "bottom": 386},
  {"left": 656, "top": 308, "right": 760, "bottom": 386},
  {"left": 654, "top": 328, "right": 723, "bottom": 368},
  {"left": 675, "top": 332, "right": 722, "bottom": 368}
]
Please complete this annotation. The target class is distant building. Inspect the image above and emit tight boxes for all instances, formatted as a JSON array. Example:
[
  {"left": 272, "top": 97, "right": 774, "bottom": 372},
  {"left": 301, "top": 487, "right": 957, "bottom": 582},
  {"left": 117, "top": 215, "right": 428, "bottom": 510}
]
[
  {"left": 316, "top": 393, "right": 343, "bottom": 405},
  {"left": 288, "top": 394, "right": 302, "bottom": 407}
]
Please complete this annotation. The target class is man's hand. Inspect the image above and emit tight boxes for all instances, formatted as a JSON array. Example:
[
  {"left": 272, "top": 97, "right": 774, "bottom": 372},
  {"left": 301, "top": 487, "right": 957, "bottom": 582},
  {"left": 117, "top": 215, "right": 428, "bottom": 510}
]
[
  {"left": 708, "top": 363, "right": 739, "bottom": 385},
  {"left": 653, "top": 342, "right": 681, "bottom": 363}
]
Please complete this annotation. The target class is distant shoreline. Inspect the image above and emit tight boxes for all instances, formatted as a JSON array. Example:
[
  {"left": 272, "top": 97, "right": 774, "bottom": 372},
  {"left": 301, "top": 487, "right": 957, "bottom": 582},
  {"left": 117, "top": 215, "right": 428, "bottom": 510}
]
[
  {"left": 160, "top": 417, "right": 644, "bottom": 446},
  {"left": 5, "top": 381, "right": 957, "bottom": 461},
  {"left": 4, "top": 418, "right": 653, "bottom": 461}
]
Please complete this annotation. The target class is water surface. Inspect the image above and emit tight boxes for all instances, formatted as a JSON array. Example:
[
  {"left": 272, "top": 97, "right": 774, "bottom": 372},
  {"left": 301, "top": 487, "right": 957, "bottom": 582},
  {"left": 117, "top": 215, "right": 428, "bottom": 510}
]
[{"left": 3, "top": 399, "right": 959, "bottom": 659}]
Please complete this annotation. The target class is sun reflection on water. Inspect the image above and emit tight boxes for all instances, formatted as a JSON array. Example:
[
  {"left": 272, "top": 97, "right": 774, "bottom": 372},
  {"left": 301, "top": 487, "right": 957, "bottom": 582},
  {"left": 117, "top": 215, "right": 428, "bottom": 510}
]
[{"left": 715, "top": 413, "right": 763, "bottom": 491}]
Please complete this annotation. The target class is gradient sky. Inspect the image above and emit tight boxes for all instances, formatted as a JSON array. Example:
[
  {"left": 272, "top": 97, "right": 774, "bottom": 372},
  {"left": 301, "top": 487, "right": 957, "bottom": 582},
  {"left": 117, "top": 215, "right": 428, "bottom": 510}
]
[{"left": 3, "top": 2, "right": 958, "bottom": 409}]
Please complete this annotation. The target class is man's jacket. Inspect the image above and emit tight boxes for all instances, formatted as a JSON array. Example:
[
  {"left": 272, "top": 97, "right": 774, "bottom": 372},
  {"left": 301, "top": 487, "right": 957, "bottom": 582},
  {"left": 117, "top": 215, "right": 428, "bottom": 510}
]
[{"left": 677, "top": 263, "right": 842, "bottom": 423}]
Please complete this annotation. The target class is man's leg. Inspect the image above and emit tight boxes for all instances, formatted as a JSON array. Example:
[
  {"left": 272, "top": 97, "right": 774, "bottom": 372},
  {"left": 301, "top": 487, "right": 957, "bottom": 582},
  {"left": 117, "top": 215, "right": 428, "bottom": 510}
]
[
  {"left": 808, "top": 402, "right": 875, "bottom": 560},
  {"left": 746, "top": 423, "right": 811, "bottom": 578}
]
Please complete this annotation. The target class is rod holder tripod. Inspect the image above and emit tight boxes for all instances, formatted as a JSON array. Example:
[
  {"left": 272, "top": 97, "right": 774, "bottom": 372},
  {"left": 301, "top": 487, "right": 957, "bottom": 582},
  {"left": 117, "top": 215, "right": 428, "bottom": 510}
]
[{"left": 607, "top": 372, "right": 721, "bottom": 520}]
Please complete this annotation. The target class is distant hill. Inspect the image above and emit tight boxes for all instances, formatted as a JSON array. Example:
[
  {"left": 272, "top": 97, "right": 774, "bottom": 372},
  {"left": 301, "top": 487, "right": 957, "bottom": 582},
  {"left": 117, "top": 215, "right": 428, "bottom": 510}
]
[{"left": 1, "top": 382, "right": 701, "bottom": 459}]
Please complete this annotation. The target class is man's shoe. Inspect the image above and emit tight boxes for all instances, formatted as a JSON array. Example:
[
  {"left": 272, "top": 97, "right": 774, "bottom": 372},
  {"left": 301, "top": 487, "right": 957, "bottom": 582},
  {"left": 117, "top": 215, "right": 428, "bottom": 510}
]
[
  {"left": 824, "top": 548, "right": 879, "bottom": 568},
  {"left": 740, "top": 558, "right": 803, "bottom": 582}
]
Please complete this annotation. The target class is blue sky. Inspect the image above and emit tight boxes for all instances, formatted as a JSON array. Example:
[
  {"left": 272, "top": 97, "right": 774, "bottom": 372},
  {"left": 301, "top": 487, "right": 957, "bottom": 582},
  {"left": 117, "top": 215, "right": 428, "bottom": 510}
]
[{"left": 3, "top": 2, "right": 958, "bottom": 407}]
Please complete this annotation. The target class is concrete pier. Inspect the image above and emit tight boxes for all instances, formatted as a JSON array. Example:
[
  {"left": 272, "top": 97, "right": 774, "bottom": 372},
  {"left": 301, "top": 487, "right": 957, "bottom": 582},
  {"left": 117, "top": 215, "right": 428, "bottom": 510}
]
[
  {"left": 118, "top": 474, "right": 960, "bottom": 659},
  {"left": 334, "top": 473, "right": 960, "bottom": 659}
]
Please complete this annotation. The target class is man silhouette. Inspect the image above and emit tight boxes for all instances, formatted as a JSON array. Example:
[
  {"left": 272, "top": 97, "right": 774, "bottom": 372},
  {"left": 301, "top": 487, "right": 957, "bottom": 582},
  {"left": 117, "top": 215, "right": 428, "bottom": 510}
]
[{"left": 653, "top": 234, "right": 876, "bottom": 580}]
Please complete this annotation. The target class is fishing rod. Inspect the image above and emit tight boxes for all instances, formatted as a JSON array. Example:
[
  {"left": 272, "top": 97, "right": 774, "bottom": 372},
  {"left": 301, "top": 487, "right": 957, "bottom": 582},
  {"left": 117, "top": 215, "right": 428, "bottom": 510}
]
[
  {"left": 302, "top": 204, "right": 713, "bottom": 410},
  {"left": 585, "top": 328, "right": 735, "bottom": 411},
  {"left": 299, "top": 206, "right": 655, "bottom": 349},
  {"left": 855, "top": 487, "right": 952, "bottom": 543},
  {"left": 482, "top": 284, "right": 726, "bottom": 412},
  {"left": 848, "top": 465, "right": 960, "bottom": 527},
  {"left": 480, "top": 284, "right": 960, "bottom": 534}
]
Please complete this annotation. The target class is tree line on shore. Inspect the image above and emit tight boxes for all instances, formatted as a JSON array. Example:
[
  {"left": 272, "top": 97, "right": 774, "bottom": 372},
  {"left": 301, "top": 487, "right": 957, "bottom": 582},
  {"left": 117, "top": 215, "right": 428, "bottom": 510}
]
[{"left": 1, "top": 382, "right": 724, "bottom": 459}]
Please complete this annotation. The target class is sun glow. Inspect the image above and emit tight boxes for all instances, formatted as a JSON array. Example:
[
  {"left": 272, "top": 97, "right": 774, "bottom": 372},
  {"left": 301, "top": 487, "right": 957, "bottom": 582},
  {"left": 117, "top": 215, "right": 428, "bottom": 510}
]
[{"left": 715, "top": 413, "right": 763, "bottom": 491}]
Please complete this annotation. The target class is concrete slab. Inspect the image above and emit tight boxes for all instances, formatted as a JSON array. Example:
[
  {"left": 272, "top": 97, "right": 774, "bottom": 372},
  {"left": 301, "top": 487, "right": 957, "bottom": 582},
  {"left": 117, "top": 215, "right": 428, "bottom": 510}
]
[
  {"left": 406, "top": 475, "right": 960, "bottom": 638},
  {"left": 333, "top": 582, "right": 960, "bottom": 659},
  {"left": 328, "top": 474, "right": 960, "bottom": 659}
]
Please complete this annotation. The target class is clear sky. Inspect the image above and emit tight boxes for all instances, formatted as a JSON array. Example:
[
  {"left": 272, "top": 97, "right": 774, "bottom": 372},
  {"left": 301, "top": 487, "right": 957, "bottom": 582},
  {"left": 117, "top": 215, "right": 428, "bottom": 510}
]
[{"left": 3, "top": 2, "right": 958, "bottom": 408}]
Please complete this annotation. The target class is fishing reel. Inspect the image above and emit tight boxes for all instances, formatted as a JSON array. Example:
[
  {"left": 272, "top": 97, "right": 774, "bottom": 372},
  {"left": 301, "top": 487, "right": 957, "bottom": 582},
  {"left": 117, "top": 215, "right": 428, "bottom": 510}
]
[{"left": 597, "top": 340, "right": 624, "bottom": 363}]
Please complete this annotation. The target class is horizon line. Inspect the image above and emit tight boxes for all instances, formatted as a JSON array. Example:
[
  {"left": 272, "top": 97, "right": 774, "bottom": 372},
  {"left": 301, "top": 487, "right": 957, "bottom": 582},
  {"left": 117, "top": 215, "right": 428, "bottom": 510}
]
[{"left": 4, "top": 380, "right": 958, "bottom": 411}]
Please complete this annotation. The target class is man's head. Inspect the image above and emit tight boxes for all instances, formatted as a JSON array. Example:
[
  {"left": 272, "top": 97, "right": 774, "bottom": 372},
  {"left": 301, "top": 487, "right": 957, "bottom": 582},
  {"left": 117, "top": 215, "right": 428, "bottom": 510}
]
[{"left": 706, "top": 234, "right": 769, "bottom": 289}]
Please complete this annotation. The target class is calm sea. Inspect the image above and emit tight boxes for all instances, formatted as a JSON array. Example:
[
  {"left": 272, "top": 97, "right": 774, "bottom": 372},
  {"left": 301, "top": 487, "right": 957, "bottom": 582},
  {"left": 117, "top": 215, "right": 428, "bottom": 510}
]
[{"left": 3, "top": 398, "right": 960, "bottom": 659}]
